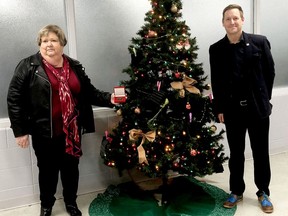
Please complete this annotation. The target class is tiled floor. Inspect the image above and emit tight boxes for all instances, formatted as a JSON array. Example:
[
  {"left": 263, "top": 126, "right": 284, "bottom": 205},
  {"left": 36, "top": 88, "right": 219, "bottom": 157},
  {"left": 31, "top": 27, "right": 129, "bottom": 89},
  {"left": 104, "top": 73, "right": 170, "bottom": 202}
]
[{"left": 0, "top": 152, "right": 287, "bottom": 216}]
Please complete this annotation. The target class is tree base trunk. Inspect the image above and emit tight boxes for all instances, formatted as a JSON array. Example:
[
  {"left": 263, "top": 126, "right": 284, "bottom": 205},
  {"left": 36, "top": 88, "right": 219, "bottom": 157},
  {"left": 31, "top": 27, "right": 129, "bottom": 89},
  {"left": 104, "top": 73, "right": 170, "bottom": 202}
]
[{"left": 127, "top": 169, "right": 177, "bottom": 206}]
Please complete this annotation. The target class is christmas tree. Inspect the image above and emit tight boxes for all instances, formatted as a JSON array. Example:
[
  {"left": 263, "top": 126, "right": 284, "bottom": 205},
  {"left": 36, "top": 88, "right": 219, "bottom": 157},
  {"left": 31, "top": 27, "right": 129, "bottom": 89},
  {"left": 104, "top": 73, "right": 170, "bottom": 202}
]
[{"left": 101, "top": 0, "right": 227, "bottom": 188}]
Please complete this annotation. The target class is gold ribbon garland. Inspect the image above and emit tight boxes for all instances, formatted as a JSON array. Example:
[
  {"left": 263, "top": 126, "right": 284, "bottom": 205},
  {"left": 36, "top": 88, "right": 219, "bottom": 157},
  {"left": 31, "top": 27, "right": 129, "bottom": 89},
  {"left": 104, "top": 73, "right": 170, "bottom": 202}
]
[
  {"left": 129, "top": 129, "right": 156, "bottom": 165},
  {"left": 170, "top": 76, "right": 200, "bottom": 97}
]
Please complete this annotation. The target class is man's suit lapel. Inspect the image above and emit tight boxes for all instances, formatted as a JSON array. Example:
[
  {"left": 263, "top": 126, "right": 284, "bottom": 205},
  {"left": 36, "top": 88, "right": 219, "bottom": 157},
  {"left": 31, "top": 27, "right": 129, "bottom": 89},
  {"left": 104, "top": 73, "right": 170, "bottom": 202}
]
[{"left": 243, "top": 32, "right": 262, "bottom": 62}]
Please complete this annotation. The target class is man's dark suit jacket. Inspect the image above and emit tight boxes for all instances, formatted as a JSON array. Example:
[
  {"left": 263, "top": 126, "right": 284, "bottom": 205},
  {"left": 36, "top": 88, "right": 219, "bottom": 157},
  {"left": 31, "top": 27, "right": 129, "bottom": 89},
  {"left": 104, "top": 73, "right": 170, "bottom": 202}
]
[{"left": 209, "top": 31, "right": 275, "bottom": 119}]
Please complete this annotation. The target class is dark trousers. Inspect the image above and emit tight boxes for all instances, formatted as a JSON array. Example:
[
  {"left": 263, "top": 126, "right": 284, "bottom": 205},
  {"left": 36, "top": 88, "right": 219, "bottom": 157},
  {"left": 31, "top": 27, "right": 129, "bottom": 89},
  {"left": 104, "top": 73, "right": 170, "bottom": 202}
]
[
  {"left": 224, "top": 106, "right": 271, "bottom": 197},
  {"left": 32, "top": 135, "right": 80, "bottom": 208}
]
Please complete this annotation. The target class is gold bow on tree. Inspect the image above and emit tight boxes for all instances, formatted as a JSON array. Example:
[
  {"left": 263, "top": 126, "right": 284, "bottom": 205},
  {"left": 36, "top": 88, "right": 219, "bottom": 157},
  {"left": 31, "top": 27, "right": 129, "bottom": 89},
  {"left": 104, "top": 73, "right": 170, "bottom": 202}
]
[
  {"left": 129, "top": 129, "right": 156, "bottom": 165},
  {"left": 170, "top": 76, "right": 200, "bottom": 97}
]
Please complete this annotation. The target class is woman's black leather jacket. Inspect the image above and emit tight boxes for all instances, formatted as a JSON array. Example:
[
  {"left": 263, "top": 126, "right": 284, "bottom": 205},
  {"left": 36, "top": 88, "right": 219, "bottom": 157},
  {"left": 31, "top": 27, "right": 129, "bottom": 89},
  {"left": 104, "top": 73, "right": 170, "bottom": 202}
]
[{"left": 7, "top": 52, "right": 113, "bottom": 138}]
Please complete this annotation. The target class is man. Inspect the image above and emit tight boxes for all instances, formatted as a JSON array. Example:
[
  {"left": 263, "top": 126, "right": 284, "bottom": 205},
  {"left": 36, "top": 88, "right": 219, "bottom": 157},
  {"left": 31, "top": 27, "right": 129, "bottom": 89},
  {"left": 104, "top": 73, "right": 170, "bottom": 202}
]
[{"left": 209, "top": 4, "right": 275, "bottom": 214}]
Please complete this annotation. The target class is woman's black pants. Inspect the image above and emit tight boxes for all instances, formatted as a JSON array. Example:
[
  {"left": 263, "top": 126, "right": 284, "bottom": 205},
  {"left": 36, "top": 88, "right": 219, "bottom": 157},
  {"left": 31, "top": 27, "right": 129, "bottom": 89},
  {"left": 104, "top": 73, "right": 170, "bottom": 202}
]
[{"left": 32, "top": 135, "right": 80, "bottom": 208}]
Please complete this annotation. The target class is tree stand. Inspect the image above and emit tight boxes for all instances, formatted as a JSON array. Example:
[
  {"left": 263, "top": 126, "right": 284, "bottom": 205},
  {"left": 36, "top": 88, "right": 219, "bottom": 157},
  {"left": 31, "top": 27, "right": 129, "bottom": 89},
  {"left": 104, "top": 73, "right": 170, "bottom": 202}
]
[{"left": 128, "top": 169, "right": 173, "bottom": 206}]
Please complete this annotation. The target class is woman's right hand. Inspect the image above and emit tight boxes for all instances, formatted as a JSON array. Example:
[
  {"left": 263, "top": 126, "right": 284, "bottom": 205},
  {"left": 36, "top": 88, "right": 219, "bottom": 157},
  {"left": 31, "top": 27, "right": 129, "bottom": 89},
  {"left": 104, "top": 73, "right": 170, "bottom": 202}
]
[{"left": 16, "top": 135, "right": 30, "bottom": 148}]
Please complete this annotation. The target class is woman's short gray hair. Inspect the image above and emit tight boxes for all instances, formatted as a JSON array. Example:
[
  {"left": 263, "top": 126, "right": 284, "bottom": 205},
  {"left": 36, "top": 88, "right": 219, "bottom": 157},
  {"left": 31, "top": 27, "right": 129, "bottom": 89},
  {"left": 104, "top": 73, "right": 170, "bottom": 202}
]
[{"left": 37, "top": 24, "right": 67, "bottom": 46}]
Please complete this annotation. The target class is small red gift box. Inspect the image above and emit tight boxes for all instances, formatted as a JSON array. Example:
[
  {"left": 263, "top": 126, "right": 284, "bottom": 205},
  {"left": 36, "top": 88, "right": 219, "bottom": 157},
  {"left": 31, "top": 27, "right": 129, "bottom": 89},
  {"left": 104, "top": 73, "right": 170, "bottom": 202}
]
[{"left": 114, "top": 86, "right": 126, "bottom": 103}]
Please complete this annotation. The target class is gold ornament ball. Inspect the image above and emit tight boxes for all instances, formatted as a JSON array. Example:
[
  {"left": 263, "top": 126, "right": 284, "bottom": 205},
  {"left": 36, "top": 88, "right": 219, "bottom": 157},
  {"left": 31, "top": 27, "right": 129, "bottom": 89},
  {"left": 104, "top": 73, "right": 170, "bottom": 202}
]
[
  {"left": 210, "top": 125, "right": 217, "bottom": 132},
  {"left": 116, "top": 109, "right": 122, "bottom": 116},
  {"left": 171, "top": 4, "right": 178, "bottom": 13},
  {"left": 206, "top": 84, "right": 211, "bottom": 90},
  {"left": 134, "top": 107, "right": 141, "bottom": 114}
]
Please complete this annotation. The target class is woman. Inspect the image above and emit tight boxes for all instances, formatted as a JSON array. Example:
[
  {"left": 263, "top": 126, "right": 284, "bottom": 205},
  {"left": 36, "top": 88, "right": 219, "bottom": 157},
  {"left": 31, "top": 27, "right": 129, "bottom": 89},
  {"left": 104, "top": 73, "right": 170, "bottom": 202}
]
[{"left": 7, "top": 24, "right": 115, "bottom": 216}]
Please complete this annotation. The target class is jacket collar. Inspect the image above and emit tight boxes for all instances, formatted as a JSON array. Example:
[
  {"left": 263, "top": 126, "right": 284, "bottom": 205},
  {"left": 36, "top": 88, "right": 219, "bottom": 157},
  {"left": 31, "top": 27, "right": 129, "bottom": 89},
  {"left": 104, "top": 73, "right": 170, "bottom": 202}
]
[
  {"left": 29, "top": 52, "right": 42, "bottom": 66},
  {"left": 29, "top": 52, "right": 82, "bottom": 80},
  {"left": 242, "top": 32, "right": 261, "bottom": 58},
  {"left": 224, "top": 32, "right": 245, "bottom": 45}
]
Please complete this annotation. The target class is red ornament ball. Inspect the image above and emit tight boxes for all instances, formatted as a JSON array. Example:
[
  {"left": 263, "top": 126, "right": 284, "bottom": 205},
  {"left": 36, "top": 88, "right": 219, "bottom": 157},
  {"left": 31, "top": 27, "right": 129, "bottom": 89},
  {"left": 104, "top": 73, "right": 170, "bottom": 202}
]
[
  {"left": 190, "top": 149, "right": 197, "bottom": 156},
  {"left": 175, "top": 72, "right": 181, "bottom": 78},
  {"left": 148, "top": 30, "right": 157, "bottom": 38}
]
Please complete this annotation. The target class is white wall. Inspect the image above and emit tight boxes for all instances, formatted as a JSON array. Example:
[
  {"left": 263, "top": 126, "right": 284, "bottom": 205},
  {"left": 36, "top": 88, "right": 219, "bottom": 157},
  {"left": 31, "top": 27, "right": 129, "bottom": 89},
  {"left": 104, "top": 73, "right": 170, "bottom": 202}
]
[{"left": 0, "top": 87, "right": 287, "bottom": 211}]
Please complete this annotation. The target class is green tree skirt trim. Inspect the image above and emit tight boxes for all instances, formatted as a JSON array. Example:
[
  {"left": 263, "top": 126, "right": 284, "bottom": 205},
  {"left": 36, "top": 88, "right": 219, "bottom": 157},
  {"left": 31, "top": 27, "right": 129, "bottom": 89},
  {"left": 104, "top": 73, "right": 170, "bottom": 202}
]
[{"left": 89, "top": 176, "right": 236, "bottom": 216}]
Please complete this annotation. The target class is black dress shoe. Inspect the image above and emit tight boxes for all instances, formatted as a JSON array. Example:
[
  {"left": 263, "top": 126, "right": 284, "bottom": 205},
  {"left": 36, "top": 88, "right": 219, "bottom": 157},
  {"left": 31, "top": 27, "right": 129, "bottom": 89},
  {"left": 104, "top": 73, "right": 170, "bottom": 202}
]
[
  {"left": 40, "top": 207, "right": 52, "bottom": 216},
  {"left": 66, "top": 204, "right": 82, "bottom": 216}
]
